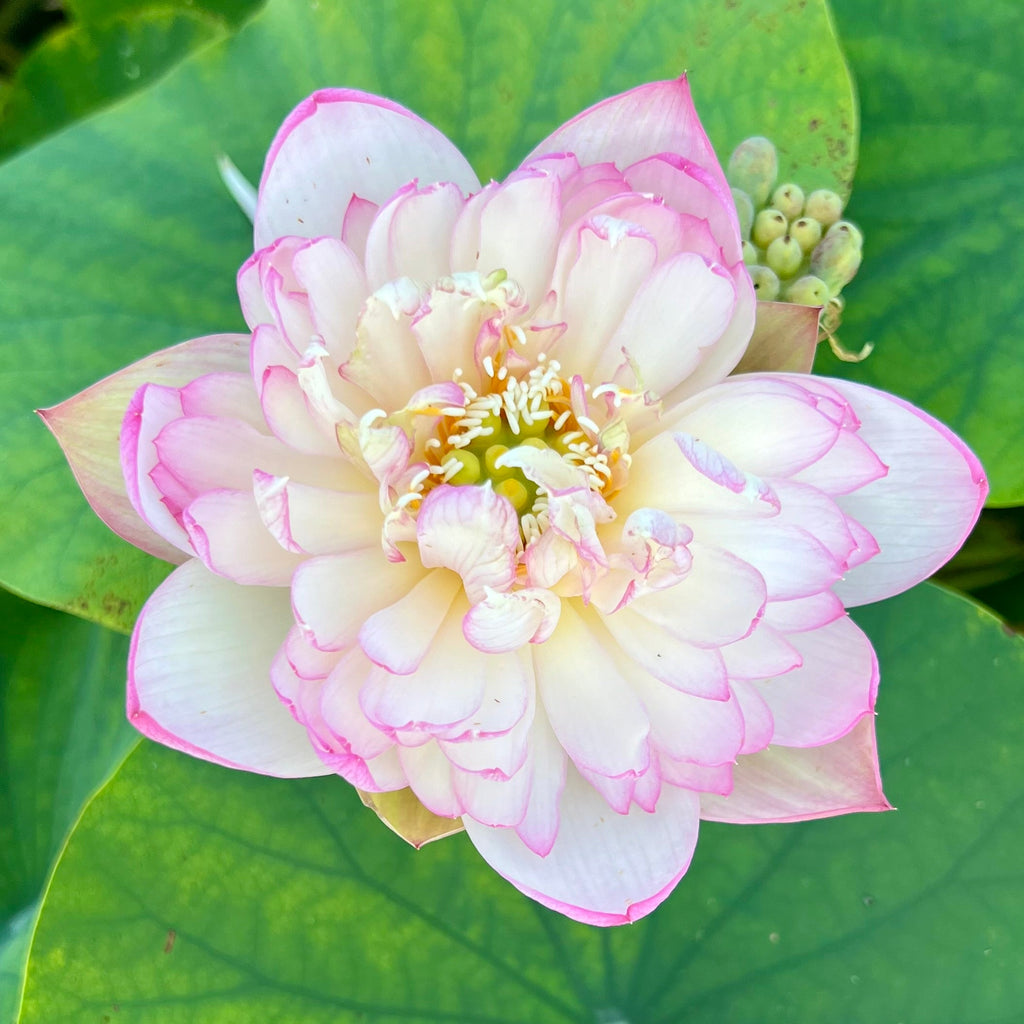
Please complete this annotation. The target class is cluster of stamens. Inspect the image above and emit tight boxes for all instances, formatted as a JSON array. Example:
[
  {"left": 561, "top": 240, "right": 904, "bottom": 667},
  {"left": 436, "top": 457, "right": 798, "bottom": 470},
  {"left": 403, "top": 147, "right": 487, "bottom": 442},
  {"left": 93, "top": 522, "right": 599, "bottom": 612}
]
[{"left": 394, "top": 340, "right": 625, "bottom": 542}]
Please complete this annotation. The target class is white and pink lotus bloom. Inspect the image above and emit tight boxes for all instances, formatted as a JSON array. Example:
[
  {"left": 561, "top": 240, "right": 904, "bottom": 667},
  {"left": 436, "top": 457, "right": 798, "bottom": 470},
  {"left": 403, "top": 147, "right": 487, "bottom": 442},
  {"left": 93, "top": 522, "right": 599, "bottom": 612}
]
[{"left": 45, "top": 79, "right": 986, "bottom": 925}]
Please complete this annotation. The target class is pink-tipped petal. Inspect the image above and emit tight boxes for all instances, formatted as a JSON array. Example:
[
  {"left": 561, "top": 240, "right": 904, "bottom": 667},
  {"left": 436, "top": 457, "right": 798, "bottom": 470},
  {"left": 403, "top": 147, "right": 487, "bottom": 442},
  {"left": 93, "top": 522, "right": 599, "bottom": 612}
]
[
  {"left": 524, "top": 77, "right": 730, "bottom": 198},
  {"left": 628, "top": 542, "right": 766, "bottom": 649},
  {"left": 455, "top": 760, "right": 533, "bottom": 828},
  {"left": 341, "top": 195, "right": 378, "bottom": 261},
  {"left": 464, "top": 766, "right": 701, "bottom": 925},
  {"left": 763, "top": 591, "right": 846, "bottom": 633},
  {"left": 416, "top": 484, "right": 520, "bottom": 602},
  {"left": 319, "top": 648, "right": 396, "bottom": 760},
  {"left": 675, "top": 376, "right": 844, "bottom": 477},
  {"left": 397, "top": 740, "right": 463, "bottom": 818},
  {"left": 548, "top": 219, "right": 658, "bottom": 377},
  {"left": 41, "top": 334, "right": 250, "bottom": 561},
  {"left": 623, "top": 153, "right": 742, "bottom": 263},
  {"left": 513, "top": 706, "right": 567, "bottom": 856},
  {"left": 253, "top": 472, "right": 381, "bottom": 555},
  {"left": 752, "top": 614, "right": 878, "bottom": 748},
  {"left": 154, "top": 414, "right": 344, "bottom": 497},
  {"left": 459, "top": 169, "right": 564, "bottom": 303},
  {"left": 120, "top": 383, "right": 192, "bottom": 552},
  {"left": 291, "top": 237, "right": 369, "bottom": 365},
  {"left": 439, "top": 695, "right": 535, "bottom": 778},
  {"left": 532, "top": 603, "right": 650, "bottom": 779},
  {"left": 344, "top": 284, "right": 432, "bottom": 410},
  {"left": 781, "top": 376, "right": 987, "bottom": 605},
  {"left": 364, "top": 181, "right": 465, "bottom": 288},
  {"left": 598, "top": 608, "right": 730, "bottom": 700},
  {"left": 183, "top": 488, "right": 301, "bottom": 585},
  {"left": 729, "top": 679, "right": 774, "bottom": 755},
  {"left": 291, "top": 550, "right": 427, "bottom": 652},
  {"left": 595, "top": 253, "right": 736, "bottom": 397},
  {"left": 255, "top": 89, "right": 480, "bottom": 248},
  {"left": 463, "top": 587, "right": 561, "bottom": 653},
  {"left": 128, "top": 559, "right": 328, "bottom": 777},
  {"left": 701, "top": 715, "right": 891, "bottom": 823},
  {"left": 360, "top": 604, "right": 520, "bottom": 733},
  {"left": 720, "top": 622, "right": 802, "bottom": 681},
  {"left": 667, "top": 266, "right": 756, "bottom": 401},
  {"left": 359, "top": 569, "right": 462, "bottom": 674}
]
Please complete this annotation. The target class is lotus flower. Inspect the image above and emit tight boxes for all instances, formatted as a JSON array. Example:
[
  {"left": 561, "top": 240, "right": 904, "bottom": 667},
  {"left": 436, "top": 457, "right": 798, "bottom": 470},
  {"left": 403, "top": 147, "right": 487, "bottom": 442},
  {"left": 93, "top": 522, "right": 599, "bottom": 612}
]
[{"left": 44, "top": 79, "right": 986, "bottom": 925}]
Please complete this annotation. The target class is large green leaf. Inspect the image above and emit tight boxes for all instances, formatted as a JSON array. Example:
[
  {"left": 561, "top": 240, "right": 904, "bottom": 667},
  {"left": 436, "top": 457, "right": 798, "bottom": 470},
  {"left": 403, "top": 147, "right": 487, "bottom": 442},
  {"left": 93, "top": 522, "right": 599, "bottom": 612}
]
[
  {"left": 0, "top": 0, "right": 855, "bottom": 630},
  {"left": 0, "top": 9, "right": 226, "bottom": 162},
  {"left": 819, "top": 0, "right": 1024, "bottom": 505},
  {"left": 0, "top": 0, "right": 269, "bottom": 163},
  {"left": 64, "top": 0, "right": 260, "bottom": 25},
  {"left": 0, "top": 589, "right": 136, "bottom": 1021},
  {"left": 19, "top": 584, "right": 1024, "bottom": 1022}
]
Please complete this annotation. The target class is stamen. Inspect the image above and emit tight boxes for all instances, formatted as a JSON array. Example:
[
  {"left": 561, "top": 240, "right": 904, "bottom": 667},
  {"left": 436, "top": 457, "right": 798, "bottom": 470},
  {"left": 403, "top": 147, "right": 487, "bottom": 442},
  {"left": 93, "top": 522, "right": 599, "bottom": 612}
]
[{"left": 408, "top": 468, "right": 431, "bottom": 490}]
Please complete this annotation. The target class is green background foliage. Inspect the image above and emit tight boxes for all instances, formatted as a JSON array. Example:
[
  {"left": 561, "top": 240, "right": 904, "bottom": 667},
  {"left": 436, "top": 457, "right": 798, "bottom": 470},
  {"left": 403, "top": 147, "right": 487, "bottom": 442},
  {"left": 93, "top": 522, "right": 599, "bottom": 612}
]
[
  {"left": 0, "top": 0, "right": 1021, "bottom": 1019},
  {"left": 0, "top": 590, "right": 136, "bottom": 1021}
]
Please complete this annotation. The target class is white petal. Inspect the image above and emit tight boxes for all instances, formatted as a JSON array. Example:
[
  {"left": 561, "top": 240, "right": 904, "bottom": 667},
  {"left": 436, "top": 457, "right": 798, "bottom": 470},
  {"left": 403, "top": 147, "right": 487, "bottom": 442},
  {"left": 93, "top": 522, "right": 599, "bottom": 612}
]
[
  {"left": 464, "top": 766, "right": 700, "bottom": 925},
  {"left": 532, "top": 602, "right": 650, "bottom": 778},
  {"left": 128, "top": 560, "right": 328, "bottom": 777}
]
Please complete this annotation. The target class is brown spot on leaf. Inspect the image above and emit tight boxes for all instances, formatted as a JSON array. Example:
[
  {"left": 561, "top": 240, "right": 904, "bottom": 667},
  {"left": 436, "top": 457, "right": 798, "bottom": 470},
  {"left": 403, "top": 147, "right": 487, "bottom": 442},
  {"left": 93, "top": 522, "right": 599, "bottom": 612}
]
[{"left": 164, "top": 929, "right": 176, "bottom": 954}]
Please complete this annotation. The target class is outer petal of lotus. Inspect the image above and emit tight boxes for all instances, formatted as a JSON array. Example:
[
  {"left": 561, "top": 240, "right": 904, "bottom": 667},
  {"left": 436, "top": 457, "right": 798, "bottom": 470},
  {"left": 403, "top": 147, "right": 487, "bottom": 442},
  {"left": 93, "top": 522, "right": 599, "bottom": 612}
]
[
  {"left": 786, "top": 376, "right": 986, "bottom": 604},
  {"left": 129, "top": 560, "right": 329, "bottom": 777},
  {"left": 358, "top": 787, "right": 465, "bottom": 849},
  {"left": 464, "top": 765, "right": 701, "bottom": 926},
  {"left": 255, "top": 88, "right": 480, "bottom": 248},
  {"left": 39, "top": 334, "right": 250, "bottom": 561},
  {"left": 524, "top": 76, "right": 733, "bottom": 203},
  {"left": 622, "top": 153, "right": 743, "bottom": 264},
  {"left": 701, "top": 715, "right": 891, "bottom": 823},
  {"left": 748, "top": 614, "right": 877, "bottom": 748},
  {"left": 733, "top": 300, "right": 822, "bottom": 374}
]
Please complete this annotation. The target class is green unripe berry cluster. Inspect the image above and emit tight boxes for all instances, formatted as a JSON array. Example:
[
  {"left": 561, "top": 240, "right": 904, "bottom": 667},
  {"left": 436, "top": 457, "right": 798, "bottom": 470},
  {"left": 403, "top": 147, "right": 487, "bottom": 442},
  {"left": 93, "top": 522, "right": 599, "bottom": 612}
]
[{"left": 725, "top": 136, "right": 863, "bottom": 313}]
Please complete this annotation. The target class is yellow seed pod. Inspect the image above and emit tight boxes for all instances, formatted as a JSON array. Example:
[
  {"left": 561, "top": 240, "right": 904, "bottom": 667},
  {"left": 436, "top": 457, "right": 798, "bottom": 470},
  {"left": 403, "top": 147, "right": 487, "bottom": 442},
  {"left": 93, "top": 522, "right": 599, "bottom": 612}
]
[
  {"left": 804, "top": 189, "right": 844, "bottom": 227},
  {"left": 748, "top": 264, "right": 780, "bottom": 301},
  {"left": 727, "top": 137, "right": 778, "bottom": 207},
  {"left": 825, "top": 219, "right": 864, "bottom": 249},
  {"left": 790, "top": 216, "right": 822, "bottom": 253},
  {"left": 771, "top": 183, "right": 805, "bottom": 220},
  {"left": 752, "top": 208, "right": 788, "bottom": 249},
  {"left": 785, "top": 275, "right": 830, "bottom": 306},
  {"left": 810, "top": 228, "right": 863, "bottom": 293},
  {"left": 765, "top": 235, "right": 804, "bottom": 279}
]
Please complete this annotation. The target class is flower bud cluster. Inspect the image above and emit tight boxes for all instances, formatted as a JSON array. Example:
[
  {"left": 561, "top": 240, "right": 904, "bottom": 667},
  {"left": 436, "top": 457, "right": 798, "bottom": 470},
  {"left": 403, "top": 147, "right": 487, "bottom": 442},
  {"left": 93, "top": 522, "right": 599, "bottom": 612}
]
[{"left": 727, "top": 137, "right": 868, "bottom": 360}]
